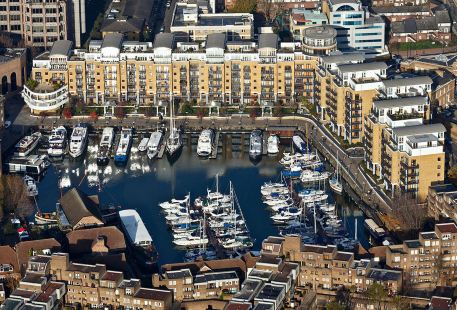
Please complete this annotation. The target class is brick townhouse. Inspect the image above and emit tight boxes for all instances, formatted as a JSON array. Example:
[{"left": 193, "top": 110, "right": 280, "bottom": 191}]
[
  {"left": 385, "top": 222, "right": 457, "bottom": 288},
  {"left": 48, "top": 253, "right": 172, "bottom": 309}
]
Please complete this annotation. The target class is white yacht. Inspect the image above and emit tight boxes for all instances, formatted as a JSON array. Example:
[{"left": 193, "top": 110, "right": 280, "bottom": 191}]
[
  {"left": 138, "top": 137, "right": 149, "bottom": 152},
  {"left": 69, "top": 124, "right": 88, "bottom": 158},
  {"left": 249, "top": 129, "right": 263, "bottom": 159},
  {"left": 267, "top": 134, "right": 279, "bottom": 154},
  {"left": 23, "top": 175, "right": 38, "bottom": 197},
  {"left": 147, "top": 130, "right": 163, "bottom": 159},
  {"left": 16, "top": 132, "right": 41, "bottom": 157},
  {"left": 166, "top": 103, "right": 182, "bottom": 159},
  {"left": 292, "top": 135, "right": 307, "bottom": 153},
  {"left": 197, "top": 129, "right": 214, "bottom": 157},
  {"left": 114, "top": 127, "right": 133, "bottom": 164},
  {"left": 329, "top": 152, "right": 343, "bottom": 194},
  {"left": 96, "top": 127, "right": 115, "bottom": 165},
  {"left": 47, "top": 126, "right": 67, "bottom": 157}
]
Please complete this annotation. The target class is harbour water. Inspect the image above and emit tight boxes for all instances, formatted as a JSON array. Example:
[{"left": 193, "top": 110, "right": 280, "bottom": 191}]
[{"left": 35, "top": 133, "right": 369, "bottom": 266}]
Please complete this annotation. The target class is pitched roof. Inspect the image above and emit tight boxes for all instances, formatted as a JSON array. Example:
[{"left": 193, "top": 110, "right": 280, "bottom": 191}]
[
  {"left": 0, "top": 246, "right": 20, "bottom": 273},
  {"left": 382, "top": 75, "right": 433, "bottom": 88},
  {"left": 15, "top": 239, "right": 61, "bottom": 272},
  {"left": 66, "top": 226, "right": 126, "bottom": 254},
  {"left": 101, "top": 33, "right": 124, "bottom": 49},
  {"left": 59, "top": 188, "right": 103, "bottom": 228},
  {"left": 206, "top": 33, "right": 226, "bottom": 49},
  {"left": 154, "top": 33, "right": 174, "bottom": 49},
  {"left": 258, "top": 33, "right": 278, "bottom": 49},
  {"left": 101, "top": 18, "right": 144, "bottom": 33},
  {"left": 161, "top": 258, "right": 248, "bottom": 277},
  {"left": 372, "top": 4, "right": 429, "bottom": 14},
  {"left": 436, "top": 223, "right": 457, "bottom": 234},
  {"left": 50, "top": 40, "right": 72, "bottom": 57}
]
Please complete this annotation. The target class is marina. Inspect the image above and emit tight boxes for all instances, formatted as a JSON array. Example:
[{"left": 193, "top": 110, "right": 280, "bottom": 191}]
[{"left": 17, "top": 127, "right": 370, "bottom": 265}]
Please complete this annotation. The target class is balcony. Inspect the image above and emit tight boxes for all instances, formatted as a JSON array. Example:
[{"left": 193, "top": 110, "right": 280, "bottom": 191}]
[{"left": 22, "top": 83, "right": 68, "bottom": 112}]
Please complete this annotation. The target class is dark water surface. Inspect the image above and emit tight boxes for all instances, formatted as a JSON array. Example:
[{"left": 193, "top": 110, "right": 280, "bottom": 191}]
[{"left": 36, "top": 134, "right": 368, "bottom": 266}]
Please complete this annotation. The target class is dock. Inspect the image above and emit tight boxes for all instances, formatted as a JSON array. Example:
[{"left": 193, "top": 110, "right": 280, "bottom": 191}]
[{"left": 209, "top": 131, "right": 220, "bottom": 159}]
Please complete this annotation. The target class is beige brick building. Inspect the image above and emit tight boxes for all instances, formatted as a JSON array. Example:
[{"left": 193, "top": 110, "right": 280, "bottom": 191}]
[
  {"left": 385, "top": 222, "right": 457, "bottom": 288},
  {"left": 0, "top": 0, "right": 67, "bottom": 48},
  {"left": 49, "top": 253, "right": 173, "bottom": 309}
]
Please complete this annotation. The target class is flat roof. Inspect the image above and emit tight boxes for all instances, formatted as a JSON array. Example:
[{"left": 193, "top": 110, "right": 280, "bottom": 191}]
[
  {"left": 101, "top": 33, "right": 124, "bottom": 50},
  {"left": 391, "top": 123, "right": 445, "bottom": 137},
  {"left": 233, "top": 278, "right": 263, "bottom": 301},
  {"left": 255, "top": 283, "right": 284, "bottom": 301},
  {"left": 338, "top": 62, "right": 387, "bottom": 73},
  {"left": 373, "top": 96, "right": 427, "bottom": 109},
  {"left": 119, "top": 209, "right": 153, "bottom": 244}
]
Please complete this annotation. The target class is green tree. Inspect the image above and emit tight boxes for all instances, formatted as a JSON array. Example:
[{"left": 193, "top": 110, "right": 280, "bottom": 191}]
[
  {"left": 229, "top": 0, "right": 256, "bottom": 13},
  {"left": 365, "top": 283, "right": 388, "bottom": 310}
]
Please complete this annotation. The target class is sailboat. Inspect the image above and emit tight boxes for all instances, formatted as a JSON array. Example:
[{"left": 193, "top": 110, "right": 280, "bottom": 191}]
[
  {"left": 166, "top": 102, "right": 182, "bottom": 159},
  {"left": 329, "top": 152, "right": 343, "bottom": 194}
]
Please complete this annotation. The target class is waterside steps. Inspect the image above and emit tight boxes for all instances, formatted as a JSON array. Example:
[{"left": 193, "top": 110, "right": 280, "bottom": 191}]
[
  {"left": 157, "top": 131, "right": 169, "bottom": 159},
  {"left": 209, "top": 131, "right": 220, "bottom": 159}
]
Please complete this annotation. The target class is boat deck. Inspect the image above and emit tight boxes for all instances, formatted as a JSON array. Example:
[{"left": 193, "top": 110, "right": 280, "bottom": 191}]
[
  {"left": 157, "top": 131, "right": 169, "bottom": 159},
  {"left": 262, "top": 133, "right": 268, "bottom": 155},
  {"left": 209, "top": 131, "right": 220, "bottom": 159}
]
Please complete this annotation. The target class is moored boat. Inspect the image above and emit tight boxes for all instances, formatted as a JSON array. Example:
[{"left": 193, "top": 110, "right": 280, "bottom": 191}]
[
  {"left": 47, "top": 126, "right": 67, "bottom": 157},
  {"left": 114, "top": 127, "right": 133, "bottom": 164},
  {"left": 197, "top": 129, "right": 214, "bottom": 157},
  {"left": 16, "top": 132, "right": 42, "bottom": 157},
  {"left": 138, "top": 137, "right": 149, "bottom": 152},
  {"left": 267, "top": 134, "right": 279, "bottom": 155},
  {"left": 249, "top": 129, "right": 262, "bottom": 160},
  {"left": 96, "top": 127, "right": 114, "bottom": 165},
  {"left": 69, "top": 124, "right": 89, "bottom": 158},
  {"left": 292, "top": 135, "right": 308, "bottom": 153},
  {"left": 147, "top": 130, "right": 163, "bottom": 159}
]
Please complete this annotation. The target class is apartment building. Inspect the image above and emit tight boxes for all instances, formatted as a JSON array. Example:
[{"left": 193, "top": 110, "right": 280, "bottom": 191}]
[
  {"left": 323, "top": 0, "right": 386, "bottom": 54},
  {"left": 371, "top": 0, "right": 427, "bottom": 6},
  {"left": 170, "top": 2, "right": 254, "bottom": 42},
  {"left": 362, "top": 73, "right": 445, "bottom": 201},
  {"left": 315, "top": 53, "right": 387, "bottom": 144},
  {"left": 289, "top": 10, "right": 328, "bottom": 41},
  {"left": 390, "top": 10, "right": 451, "bottom": 44},
  {"left": 385, "top": 222, "right": 457, "bottom": 288},
  {"left": 48, "top": 253, "right": 173, "bottom": 309},
  {"left": 0, "top": 0, "right": 67, "bottom": 48},
  {"left": 153, "top": 268, "right": 240, "bottom": 300},
  {"left": 427, "top": 184, "right": 457, "bottom": 223},
  {"left": 23, "top": 33, "right": 318, "bottom": 115},
  {"left": 371, "top": 5, "right": 433, "bottom": 22},
  {"left": 1, "top": 255, "right": 66, "bottom": 310}
]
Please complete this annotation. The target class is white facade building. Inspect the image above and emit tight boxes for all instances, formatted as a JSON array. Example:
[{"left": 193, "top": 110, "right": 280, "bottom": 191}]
[{"left": 327, "top": 0, "right": 386, "bottom": 55}]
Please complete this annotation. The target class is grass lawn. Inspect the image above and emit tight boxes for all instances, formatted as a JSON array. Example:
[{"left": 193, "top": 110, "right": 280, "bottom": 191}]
[{"left": 398, "top": 40, "right": 444, "bottom": 51}]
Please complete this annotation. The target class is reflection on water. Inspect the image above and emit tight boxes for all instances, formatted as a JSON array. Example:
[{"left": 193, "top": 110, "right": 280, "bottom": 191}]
[{"left": 36, "top": 134, "right": 368, "bottom": 265}]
